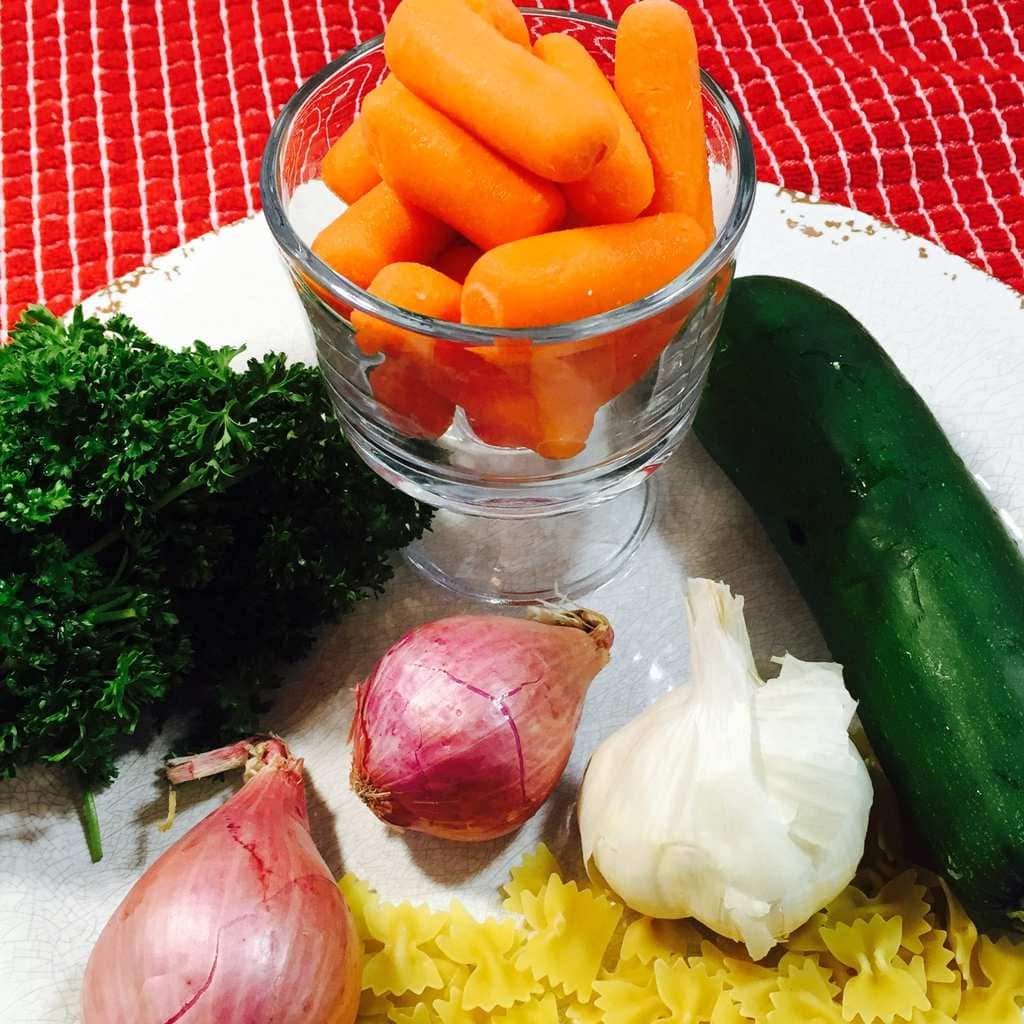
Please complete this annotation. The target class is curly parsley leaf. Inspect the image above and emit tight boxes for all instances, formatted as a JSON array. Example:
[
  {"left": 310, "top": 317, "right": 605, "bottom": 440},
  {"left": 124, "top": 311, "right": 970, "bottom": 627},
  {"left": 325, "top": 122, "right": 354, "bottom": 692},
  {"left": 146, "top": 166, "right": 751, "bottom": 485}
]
[{"left": 0, "top": 306, "right": 432, "bottom": 857}]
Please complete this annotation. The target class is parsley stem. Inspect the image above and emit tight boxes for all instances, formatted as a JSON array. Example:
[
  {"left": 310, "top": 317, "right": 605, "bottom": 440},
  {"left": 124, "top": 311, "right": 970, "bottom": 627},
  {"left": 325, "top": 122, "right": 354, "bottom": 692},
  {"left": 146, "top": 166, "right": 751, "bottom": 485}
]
[
  {"left": 74, "top": 465, "right": 261, "bottom": 565},
  {"left": 90, "top": 608, "right": 139, "bottom": 625},
  {"left": 81, "top": 787, "right": 103, "bottom": 863},
  {"left": 146, "top": 472, "right": 205, "bottom": 516}
]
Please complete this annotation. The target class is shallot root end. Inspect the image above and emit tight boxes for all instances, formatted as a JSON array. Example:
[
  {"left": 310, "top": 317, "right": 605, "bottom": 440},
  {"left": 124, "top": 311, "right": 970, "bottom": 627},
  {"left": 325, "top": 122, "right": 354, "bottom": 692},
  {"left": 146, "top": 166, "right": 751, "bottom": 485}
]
[
  {"left": 351, "top": 768, "right": 394, "bottom": 821},
  {"left": 527, "top": 606, "right": 614, "bottom": 650}
]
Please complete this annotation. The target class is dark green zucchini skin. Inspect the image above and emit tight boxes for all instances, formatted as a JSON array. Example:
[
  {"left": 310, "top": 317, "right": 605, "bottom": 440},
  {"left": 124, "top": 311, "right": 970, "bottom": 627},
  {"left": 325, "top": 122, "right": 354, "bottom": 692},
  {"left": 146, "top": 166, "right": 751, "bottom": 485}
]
[{"left": 693, "top": 275, "right": 1024, "bottom": 928}]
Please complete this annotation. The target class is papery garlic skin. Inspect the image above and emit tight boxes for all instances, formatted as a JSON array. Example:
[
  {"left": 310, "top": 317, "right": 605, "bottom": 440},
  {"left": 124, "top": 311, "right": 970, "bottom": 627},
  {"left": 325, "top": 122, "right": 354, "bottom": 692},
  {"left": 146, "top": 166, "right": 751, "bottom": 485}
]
[{"left": 578, "top": 578, "right": 872, "bottom": 960}]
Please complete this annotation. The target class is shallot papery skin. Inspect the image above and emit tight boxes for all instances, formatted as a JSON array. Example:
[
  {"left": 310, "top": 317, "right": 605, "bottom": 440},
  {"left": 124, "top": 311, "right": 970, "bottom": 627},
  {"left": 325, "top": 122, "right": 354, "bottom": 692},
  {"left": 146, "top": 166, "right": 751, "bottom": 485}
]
[
  {"left": 351, "top": 608, "right": 613, "bottom": 841},
  {"left": 81, "top": 739, "right": 361, "bottom": 1024}
]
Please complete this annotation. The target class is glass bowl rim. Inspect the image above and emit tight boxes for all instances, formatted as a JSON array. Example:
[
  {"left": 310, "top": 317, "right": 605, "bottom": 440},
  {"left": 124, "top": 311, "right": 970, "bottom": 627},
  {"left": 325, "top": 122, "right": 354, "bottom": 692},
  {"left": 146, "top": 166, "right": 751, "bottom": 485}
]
[{"left": 259, "top": 7, "right": 757, "bottom": 345}]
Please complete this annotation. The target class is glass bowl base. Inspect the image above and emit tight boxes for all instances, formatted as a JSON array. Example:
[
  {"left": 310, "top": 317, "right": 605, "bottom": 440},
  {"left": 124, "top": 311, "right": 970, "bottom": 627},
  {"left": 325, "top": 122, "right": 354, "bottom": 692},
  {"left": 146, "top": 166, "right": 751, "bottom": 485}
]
[{"left": 403, "top": 478, "right": 657, "bottom": 604}]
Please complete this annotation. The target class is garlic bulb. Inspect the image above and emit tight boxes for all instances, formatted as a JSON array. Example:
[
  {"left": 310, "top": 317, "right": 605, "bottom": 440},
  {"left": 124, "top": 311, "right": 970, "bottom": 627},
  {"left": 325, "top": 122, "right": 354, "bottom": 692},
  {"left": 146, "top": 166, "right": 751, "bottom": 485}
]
[{"left": 577, "top": 578, "right": 872, "bottom": 960}]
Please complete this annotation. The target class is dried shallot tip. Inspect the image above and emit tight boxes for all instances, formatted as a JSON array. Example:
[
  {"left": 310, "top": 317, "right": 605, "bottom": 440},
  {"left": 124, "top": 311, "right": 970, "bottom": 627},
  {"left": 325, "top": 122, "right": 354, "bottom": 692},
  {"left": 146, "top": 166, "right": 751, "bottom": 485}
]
[
  {"left": 165, "top": 737, "right": 259, "bottom": 784},
  {"left": 350, "top": 607, "right": 614, "bottom": 842},
  {"left": 82, "top": 737, "right": 360, "bottom": 1024}
]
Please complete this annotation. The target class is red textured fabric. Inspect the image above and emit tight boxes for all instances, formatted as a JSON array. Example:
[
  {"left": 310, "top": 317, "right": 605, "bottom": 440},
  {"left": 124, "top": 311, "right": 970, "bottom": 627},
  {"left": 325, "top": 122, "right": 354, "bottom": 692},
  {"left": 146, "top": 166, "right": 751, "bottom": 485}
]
[{"left": 1, "top": 0, "right": 1022, "bottom": 336}]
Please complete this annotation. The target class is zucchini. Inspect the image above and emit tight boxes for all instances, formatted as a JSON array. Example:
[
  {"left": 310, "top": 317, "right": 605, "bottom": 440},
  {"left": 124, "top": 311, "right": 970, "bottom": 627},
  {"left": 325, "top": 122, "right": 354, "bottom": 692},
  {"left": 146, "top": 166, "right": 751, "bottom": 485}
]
[{"left": 693, "top": 275, "right": 1024, "bottom": 928}]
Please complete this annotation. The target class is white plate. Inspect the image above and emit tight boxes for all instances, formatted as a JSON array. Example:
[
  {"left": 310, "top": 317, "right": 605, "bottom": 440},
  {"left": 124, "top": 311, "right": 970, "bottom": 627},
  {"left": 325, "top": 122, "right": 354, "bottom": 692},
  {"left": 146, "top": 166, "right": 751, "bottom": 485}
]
[{"left": 2, "top": 183, "right": 1022, "bottom": 1022}]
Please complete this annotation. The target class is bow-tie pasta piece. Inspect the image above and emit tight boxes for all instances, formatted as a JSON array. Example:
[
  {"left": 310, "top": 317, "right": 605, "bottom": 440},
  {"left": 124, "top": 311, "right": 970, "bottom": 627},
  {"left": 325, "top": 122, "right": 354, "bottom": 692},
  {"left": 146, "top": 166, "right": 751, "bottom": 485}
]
[
  {"left": 653, "top": 957, "right": 723, "bottom": 1024},
  {"left": 388, "top": 1005, "right": 436, "bottom": 1024},
  {"left": 360, "top": 987, "right": 397, "bottom": 1018},
  {"left": 592, "top": 968, "right": 665, "bottom": 1024},
  {"left": 502, "top": 844, "right": 562, "bottom": 914},
  {"left": 860, "top": 872, "right": 932, "bottom": 955},
  {"left": 601, "top": 959, "right": 653, "bottom": 987},
  {"left": 917, "top": 930, "right": 956, "bottom": 985},
  {"left": 515, "top": 876, "right": 622, "bottom": 1001},
  {"left": 689, "top": 939, "right": 747, "bottom": 980},
  {"left": 787, "top": 886, "right": 872, "bottom": 953},
  {"left": 492, "top": 992, "right": 560, "bottom": 1024},
  {"left": 620, "top": 917, "right": 702, "bottom": 966},
  {"left": 821, "top": 915, "right": 929, "bottom": 1023},
  {"left": 432, "top": 985, "right": 490, "bottom": 1024},
  {"left": 957, "top": 935, "right": 1024, "bottom": 1024},
  {"left": 776, "top": 954, "right": 840, "bottom": 996},
  {"left": 435, "top": 901, "right": 540, "bottom": 1010},
  {"left": 363, "top": 901, "right": 449, "bottom": 996},
  {"left": 709, "top": 991, "right": 746, "bottom": 1024},
  {"left": 340, "top": 873, "right": 383, "bottom": 948},
  {"left": 935, "top": 877, "right": 979, "bottom": 983},
  {"left": 564, "top": 999, "right": 604, "bottom": 1024},
  {"left": 903, "top": 957, "right": 957, "bottom": 1024},
  {"left": 721, "top": 957, "right": 778, "bottom": 1019},
  {"left": 766, "top": 958, "right": 844, "bottom": 1024}
]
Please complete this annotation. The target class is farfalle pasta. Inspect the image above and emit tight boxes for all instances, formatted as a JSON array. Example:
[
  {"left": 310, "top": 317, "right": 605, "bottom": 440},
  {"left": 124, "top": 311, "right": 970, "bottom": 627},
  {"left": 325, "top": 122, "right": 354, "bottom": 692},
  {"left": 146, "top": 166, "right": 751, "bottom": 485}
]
[
  {"left": 917, "top": 930, "right": 957, "bottom": 985},
  {"left": 936, "top": 878, "right": 979, "bottom": 983},
  {"left": 788, "top": 871, "right": 931, "bottom": 957},
  {"left": 691, "top": 939, "right": 742, "bottom": 978},
  {"left": 344, "top": 843, "right": 1024, "bottom": 1024},
  {"left": 767, "top": 959, "right": 843, "bottom": 1024},
  {"left": 363, "top": 901, "right": 449, "bottom": 995},
  {"left": 864, "top": 871, "right": 933, "bottom": 955},
  {"left": 720, "top": 956, "right": 778, "bottom": 1019},
  {"left": 435, "top": 901, "right": 539, "bottom": 1010},
  {"left": 515, "top": 875, "right": 622, "bottom": 1000},
  {"left": 493, "top": 992, "right": 560, "bottom": 1024},
  {"left": 776, "top": 951, "right": 839, "bottom": 993},
  {"left": 710, "top": 991, "right": 746, "bottom": 1024},
  {"left": 821, "top": 915, "right": 929, "bottom": 1023},
  {"left": 563, "top": 1000, "right": 604, "bottom": 1024},
  {"left": 433, "top": 984, "right": 488, "bottom": 1024},
  {"left": 593, "top": 971, "right": 665, "bottom": 1024},
  {"left": 388, "top": 1005, "right": 434, "bottom": 1024},
  {"left": 339, "top": 873, "right": 383, "bottom": 945},
  {"left": 654, "top": 957, "right": 724, "bottom": 1023},
  {"left": 906, "top": 957, "right": 958, "bottom": 1024},
  {"left": 502, "top": 844, "right": 561, "bottom": 914},
  {"left": 619, "top": 916, "right": 702, "bottom": 965},
  {"left": 957, "top": 936, "right": 1024, "bottom": 1024},
  {"left": 359, "top": 988, "right": 396, "bottom": 1018}
]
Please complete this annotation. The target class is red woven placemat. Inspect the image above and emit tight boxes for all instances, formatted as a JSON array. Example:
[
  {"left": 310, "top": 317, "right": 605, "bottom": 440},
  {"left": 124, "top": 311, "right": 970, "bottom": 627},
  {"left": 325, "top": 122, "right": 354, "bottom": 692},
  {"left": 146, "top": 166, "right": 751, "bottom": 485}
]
[{"left": 1, "top": 0, "right": 1022, "bottom": 336}]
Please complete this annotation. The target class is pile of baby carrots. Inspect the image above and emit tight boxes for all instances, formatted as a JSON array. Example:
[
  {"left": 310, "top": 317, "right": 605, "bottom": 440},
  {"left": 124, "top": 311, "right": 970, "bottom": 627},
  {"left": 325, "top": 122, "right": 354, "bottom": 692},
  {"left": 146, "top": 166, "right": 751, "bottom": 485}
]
[{"left": 312, "top": 0, "right": 714, "bottom": 459}]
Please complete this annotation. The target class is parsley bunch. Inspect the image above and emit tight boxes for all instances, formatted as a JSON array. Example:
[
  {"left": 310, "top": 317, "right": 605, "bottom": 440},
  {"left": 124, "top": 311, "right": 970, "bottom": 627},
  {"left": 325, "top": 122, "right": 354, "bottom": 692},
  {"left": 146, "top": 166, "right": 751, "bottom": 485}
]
[{"left": 0, "top": 307, "right": 431, "bottom": 858}]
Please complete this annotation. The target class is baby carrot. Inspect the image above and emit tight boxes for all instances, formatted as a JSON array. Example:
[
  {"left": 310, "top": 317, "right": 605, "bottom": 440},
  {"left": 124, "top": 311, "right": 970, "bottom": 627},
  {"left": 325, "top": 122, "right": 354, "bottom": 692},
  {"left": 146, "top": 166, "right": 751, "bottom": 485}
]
[
  {"left": 352, "top": 262, "right": 541, "bottom": 450},
  {"left": 478, "top": 342, "right": 612, "bottom": 459},
  {"left": 322, "top": 118, "right": 381, "bottom": 203},
  {"left": 433, "top": 342, "right": 542, "bottom": 450},
  {"left": 354, "top": 262, "right": 462, "bottom": 439},
  {"left": 433, "top": 240, "right": 483, "bottom": 283},
  {"left": 463, "top": 0, "right": 530, "bottom": 46},
  {"left": 615, "top": 0, "right": 714, "bottom": 236},
  {"left": 529, "top": 355, "right": 604, "bottom": 459},
  {"left": 351, "top": 261, "right": 462, "bottom": 357},
  {"left": 361, "top": 78, "right": 566, "bottom": 250},
  {"left": 312, "top": 182, "right": 452, "bottom": 288},
  {"left": 533, "top": 33, "right": 654, "bottom": 224},
  {"left": 370, "top": 357, "right": 456, "bottom": 440},
  {"left": 384, "top": 0, "right": 618, "bottom": 182},
  {"left": 461, "top": 213, "right": 708, "bottom": 327},
  {"left": 608, "top": 302, "right": 691, "bottom": 394}
]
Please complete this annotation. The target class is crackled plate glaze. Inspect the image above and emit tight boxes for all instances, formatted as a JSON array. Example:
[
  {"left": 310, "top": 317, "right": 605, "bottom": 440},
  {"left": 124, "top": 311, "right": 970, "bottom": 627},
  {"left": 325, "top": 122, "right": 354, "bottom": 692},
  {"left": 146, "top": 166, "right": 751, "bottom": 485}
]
[{"left": 2, "top": 183, "right": 1022, "bottom": 1022}]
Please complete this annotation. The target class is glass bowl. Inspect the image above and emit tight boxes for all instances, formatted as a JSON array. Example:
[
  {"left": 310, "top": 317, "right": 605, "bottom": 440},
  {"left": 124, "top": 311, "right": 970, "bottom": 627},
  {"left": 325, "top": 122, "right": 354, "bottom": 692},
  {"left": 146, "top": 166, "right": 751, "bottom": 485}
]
[{"left": 261, "top": 8, "right": 756, "bottom": 602}]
